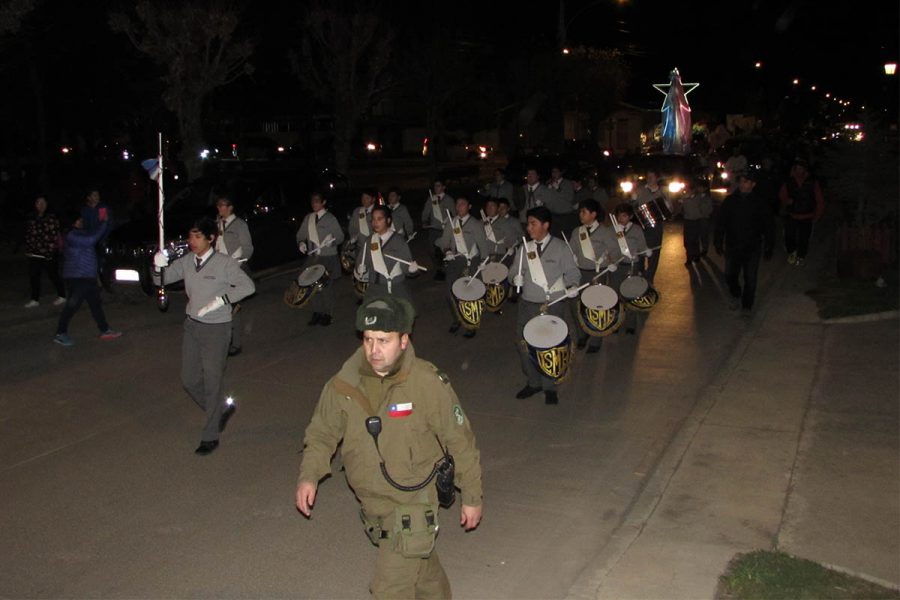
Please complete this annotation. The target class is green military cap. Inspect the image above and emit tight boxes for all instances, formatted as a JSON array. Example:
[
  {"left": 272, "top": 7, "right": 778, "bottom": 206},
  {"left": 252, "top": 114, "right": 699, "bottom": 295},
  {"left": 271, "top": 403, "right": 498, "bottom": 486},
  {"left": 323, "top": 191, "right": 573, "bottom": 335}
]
[{"left": 355, "top": 296, "right": 416, "bottom": 333}]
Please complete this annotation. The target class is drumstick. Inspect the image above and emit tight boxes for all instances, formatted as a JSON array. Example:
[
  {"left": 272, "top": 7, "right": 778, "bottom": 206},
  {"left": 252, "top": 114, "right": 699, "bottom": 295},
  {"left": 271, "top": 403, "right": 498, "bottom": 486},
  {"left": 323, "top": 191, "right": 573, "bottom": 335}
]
[
  {"left": 383, "top": 254, "right": 428, "bottom": 272},
  {"left": 308, "top": 237, "right": 335, "bottom": 255},
  {"left": 561, "top": 231, "right": 579, "bottom": 263},
  {"left": 546, "top": 282, "right": 591, "bottom": 307},
  {"left": 466, "top": 256, "right": 490, "bottom": 286},
  {"left": 406, "top": 231, "right": 417, "bottom": 243}
]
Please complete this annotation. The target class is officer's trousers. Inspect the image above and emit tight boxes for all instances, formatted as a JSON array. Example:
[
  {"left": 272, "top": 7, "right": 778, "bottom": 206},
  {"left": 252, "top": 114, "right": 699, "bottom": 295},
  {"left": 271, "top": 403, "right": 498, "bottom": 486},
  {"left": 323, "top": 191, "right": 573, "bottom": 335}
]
[{"left": 371, "top": 544, "right": 451, "bottom": 599}]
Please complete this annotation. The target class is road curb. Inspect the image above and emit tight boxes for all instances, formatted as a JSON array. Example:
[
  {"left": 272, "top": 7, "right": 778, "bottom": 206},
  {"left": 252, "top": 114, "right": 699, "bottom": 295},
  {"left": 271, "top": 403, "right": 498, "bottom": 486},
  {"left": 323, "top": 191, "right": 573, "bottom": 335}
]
[{"left": 821, "top": 310, "right": 899, "bottom": 324}]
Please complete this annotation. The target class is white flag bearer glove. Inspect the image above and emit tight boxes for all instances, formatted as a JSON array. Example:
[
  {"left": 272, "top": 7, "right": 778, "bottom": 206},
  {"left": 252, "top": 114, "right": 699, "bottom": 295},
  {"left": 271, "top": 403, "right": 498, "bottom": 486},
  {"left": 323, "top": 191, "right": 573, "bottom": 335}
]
[
  {"left": 153, "top": 251, "right": 169, "bottom": 270},
  {"left": 298, "top": 241, "right": 308, "bottom": 254},
  {"left": 197, "top": 296, "right": 227, "bottom": 317},
  {"left": 513, "top": 274, "right": 524, "bottom": 288},
  {"left": 565, "top": 286, "right": 579, "bottom": 299}
]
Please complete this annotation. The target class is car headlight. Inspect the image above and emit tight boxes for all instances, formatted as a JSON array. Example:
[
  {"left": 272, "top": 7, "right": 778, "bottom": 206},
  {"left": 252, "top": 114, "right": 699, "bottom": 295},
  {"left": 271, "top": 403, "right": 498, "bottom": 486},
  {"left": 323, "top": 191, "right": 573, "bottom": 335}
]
[
  {"left": 668, "top": 181, "right": 685, "bottom": 194},
  {"left": 619, "top": 181, "right": 634, "bottom": 194}
]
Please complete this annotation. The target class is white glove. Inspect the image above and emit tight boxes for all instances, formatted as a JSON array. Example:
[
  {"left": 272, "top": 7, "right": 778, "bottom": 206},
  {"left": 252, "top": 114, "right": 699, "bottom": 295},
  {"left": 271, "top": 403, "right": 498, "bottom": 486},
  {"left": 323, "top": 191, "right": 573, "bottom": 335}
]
[
  {"left": 408, "top": 261, "right": 420, "bottom": 274},
  {"left": 153, "top": 251, "right": 169, "bottom": 270},
  {"left": 197, "top": 296, "right": 226, "bottom": 317},
  {"left": 644, "top": 248, "right": 653, "bottom": 258},
  {"left": 444, "top": 250, "right": 454, "bottom": 259},
  {"left": 354, "top": 264, "right": 365, "bottom": 277},
  {"left": 298, "top": 241, "right": 308, "bottom": 254},
  {"left": 565, "top": 286, "right": 580, "bottom": 299},
  {"left": 513, "top": 274, "right": 524, "bottom": 288},
  {"left": 605, "top": 262, "right": 618, "bottom": 273}
]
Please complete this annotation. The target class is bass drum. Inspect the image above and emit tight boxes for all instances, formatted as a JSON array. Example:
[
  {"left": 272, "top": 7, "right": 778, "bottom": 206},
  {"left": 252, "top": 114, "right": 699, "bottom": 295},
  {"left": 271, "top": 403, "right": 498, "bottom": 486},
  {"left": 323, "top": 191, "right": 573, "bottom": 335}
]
[
  {"left": 284, "top": 264, "right": 329, "bottom": 309},
  {"left": 480, "top": 262, "right": 509, "bottom": 313},
  {"left": 576, "top": 284, "right": 623, "bottom": 337},
  {"left": 523, "top": 314, "right": 573, "bottom": 383},
  {"left": 451, "top": 276, "right": 486, "bottom": 331}
]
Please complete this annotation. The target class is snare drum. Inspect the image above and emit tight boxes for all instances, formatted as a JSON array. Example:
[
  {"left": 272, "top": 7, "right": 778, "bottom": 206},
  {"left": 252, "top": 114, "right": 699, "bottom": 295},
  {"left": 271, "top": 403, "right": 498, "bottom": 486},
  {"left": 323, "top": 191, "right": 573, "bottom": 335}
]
[
  {"left": 480, "top": 262, "right": 509, "bottom": 313},
  {"left": 619, "top": 274, "right": 649, "bottom": 300},
  {"left": 576, "top": 284, "right": 623, "bottom": 337},
  {"left": 352, "top": 270, "right": 369, "bottom": 298},
  {"left": 634, "top": 198, "right": 671, "bottom": 230},
  {"left": 451, "top": 276, "right": 486, "bottom": 330},
  {"left": 626, "top": 286, "right": 661, "bottom": 312},
  {"left": 339, "top": 242, "right": 356, "bottom": 274},
  {"left": 283, "top": 264, "right": 329, "bottom": 308},
  {"left": 523, "top": 314, "right": 573, "bottom": 382}
]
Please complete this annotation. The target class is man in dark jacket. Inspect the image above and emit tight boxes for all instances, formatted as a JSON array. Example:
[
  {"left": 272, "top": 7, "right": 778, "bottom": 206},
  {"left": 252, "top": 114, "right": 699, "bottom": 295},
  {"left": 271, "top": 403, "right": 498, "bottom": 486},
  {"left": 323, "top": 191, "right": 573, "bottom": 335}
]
[
  {"left": 53, "top": 211, "right": 121, "bottom": 346},
  {"left": 714, "top": 172, "right": 774, "bottom": 312}
]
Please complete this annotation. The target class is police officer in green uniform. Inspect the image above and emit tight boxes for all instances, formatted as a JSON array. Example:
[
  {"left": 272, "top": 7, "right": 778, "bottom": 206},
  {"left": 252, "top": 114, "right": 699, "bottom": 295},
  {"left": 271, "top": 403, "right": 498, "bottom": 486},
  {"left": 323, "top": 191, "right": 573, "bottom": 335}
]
[{"left": 295, "top": 296, "right": 483, "bottom": 599}]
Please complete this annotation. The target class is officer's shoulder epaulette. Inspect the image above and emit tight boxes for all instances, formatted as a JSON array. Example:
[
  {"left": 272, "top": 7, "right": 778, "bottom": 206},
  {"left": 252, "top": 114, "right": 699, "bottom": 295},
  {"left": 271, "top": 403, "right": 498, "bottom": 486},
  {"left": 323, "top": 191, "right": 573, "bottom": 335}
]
[{"left": 431, "top": 365, "right": 451, "bottom": 385}]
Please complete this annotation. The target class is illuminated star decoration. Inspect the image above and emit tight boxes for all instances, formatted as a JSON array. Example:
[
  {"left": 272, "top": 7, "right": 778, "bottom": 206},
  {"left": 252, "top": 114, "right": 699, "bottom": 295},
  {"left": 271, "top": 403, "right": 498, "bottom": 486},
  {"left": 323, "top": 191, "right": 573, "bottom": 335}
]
[{"left": 653, "top": 68, "right": 699, "bottom": 155}]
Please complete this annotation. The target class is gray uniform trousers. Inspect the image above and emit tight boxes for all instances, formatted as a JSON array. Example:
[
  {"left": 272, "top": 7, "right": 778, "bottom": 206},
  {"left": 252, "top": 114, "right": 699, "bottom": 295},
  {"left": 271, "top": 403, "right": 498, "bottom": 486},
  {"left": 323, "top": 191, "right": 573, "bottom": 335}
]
[
  {"left": 307, "top": 254, "right": 340, "bottom": 317},
  {"left": 516, "top": 299, "right": 568, "bottom": 391},
  {"left": 230, "top": 264, "right": 252, "bottom": 349},
  {"left": 444, "top": 255, "right": 472, "bottom": 325},
  {"left": 642, "top": 224, "right": 663, "bottom": 284},
  {"left": 182, "top": 317, "right": 231, "bottom": 442}
]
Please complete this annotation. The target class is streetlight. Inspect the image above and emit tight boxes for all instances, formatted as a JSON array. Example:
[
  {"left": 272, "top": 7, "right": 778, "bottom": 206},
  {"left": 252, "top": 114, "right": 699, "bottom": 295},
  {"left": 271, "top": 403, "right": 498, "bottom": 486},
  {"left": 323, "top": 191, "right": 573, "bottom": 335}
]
[{"left": 885, "top": 62, "right": 897, "bottom": 76}]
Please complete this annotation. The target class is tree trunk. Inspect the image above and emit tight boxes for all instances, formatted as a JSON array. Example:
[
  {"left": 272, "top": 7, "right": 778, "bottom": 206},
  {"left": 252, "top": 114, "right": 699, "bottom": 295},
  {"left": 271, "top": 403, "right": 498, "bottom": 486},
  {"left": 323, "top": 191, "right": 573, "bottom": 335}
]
[
  {"left": 178, "top": 99, "right": 205, "bottom": 182},
  {"left": 333, "top": 113, "right": 354, "bottom": 176},
  {"left": 27, "top": 44, "right": 49, "bottom": 193}
]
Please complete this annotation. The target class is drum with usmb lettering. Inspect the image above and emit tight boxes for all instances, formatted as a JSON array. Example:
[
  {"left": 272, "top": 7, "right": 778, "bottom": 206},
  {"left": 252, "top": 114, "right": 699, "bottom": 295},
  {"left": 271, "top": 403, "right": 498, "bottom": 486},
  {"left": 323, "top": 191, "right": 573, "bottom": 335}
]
[
  {"left": 480, "top": 262, "right": 509, "bottom": 313},
  {"left": 284, "top": 264, "right": 329, "bottom": 309},
  {"left": 625, "top": 286, "right": 661, "bottom": 312},
  {"left": 451, "top": 276, "right": 486, "bottom": 331},
  {"left": 523, "top": 314, "right": 573, "bottom": 382},
  {"left": 576, "top": 283, "right": 623, "bottom": 336}
]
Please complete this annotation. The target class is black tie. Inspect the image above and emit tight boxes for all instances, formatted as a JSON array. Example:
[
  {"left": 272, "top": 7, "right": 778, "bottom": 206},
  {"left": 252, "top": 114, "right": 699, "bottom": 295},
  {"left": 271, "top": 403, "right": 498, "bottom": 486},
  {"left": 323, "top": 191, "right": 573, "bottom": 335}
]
[
  {"left": 196, "top": 256, "right": 202, "bottom": 269},
  {"left": 537, "top": 241, "right": 545, "bottom": 257},
  {"left": 315, "top": 213, "right": 320, "bottom": 224}
]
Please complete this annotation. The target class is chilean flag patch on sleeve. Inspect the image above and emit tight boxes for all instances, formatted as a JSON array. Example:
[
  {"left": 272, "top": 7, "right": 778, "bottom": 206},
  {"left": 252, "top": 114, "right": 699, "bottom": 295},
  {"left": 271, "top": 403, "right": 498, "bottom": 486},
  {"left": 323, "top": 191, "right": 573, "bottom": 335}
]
[{"left": 388, "top": 402, "right": 414, "bottom": 418}]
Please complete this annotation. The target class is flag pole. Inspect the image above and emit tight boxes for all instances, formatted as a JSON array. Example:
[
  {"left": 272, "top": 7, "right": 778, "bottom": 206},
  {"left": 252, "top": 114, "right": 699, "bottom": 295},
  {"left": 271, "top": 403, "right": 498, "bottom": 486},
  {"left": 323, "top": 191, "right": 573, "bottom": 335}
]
[{"left": 156, "top": 133, "right": 169, "bottom": 312}]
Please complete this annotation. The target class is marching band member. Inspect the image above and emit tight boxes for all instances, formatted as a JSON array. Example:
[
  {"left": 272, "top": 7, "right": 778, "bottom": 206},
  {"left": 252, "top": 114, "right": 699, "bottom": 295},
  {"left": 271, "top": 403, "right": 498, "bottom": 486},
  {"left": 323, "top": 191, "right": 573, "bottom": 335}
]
[
  {"left": 492, "top": 198, "right": 523, "bottom": 263},
  {"left": 355, "top": 205, "right": 418, "bottom": 306},
  {"left": 435, "top": 196, "right": 489, "bottom": 338},
  {"left": 508, "top": 207, "right": 580, "bottom": 405},
  {"left": 386, "top": 187, "right": 415, "bottom": 241},
  {"left": 630, "top": 169, "right": 667, "bottom": 284},
  {"left": 603, "top": 203, "right": 650, "bottom": 335},
  {"left": 214, "top": 193, "right": 254, "bottom": 357},
  {"left": 520, "top": 168, "right": 552, "bottom": 224},
  {"left": 420, "top": 179, "right": 455, "bottom": 280},
  {"left": 546, "top": 164, "right": 577, "bottom": 236},
  {"left": 296, "top": 192, "right": 345, "bottom": 326},
  {"left": 349, "top": 189, "right": 378, "bottom": 248},
  {"left": 568, "top": 198, "right": 607, "bottom": 354}
]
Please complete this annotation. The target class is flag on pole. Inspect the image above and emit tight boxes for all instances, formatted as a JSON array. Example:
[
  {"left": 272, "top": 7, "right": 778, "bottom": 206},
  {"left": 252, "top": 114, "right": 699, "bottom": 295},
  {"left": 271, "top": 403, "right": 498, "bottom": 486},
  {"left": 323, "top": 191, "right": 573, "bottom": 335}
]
[{"left": 141, "top": 158, "right": 161, "bottom": 182}]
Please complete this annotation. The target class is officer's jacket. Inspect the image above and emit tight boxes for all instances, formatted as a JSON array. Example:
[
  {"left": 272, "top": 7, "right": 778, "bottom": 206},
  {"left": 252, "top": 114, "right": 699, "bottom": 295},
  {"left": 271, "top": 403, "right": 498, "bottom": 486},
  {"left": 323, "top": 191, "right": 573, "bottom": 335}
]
[{"left": 298, "top": 344, "right": 483, "bottom": 515}]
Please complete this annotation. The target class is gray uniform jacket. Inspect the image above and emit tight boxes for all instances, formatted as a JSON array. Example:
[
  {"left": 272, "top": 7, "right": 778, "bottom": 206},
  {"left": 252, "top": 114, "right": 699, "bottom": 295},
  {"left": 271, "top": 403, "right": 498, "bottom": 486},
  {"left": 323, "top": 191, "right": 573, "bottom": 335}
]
[
  {"left": 680, "top": 192, "right": 713, "bottom": 220},
  {"left": 348, "top": 206, "right": 374, "bottom": 245},
  {"left": 156, "top": 252, "right": 255, "bottom": 324},
  {"left": 421, "top": 194, "right": 456, "bottom": 231},
  {"left": 507, "top": 236, "right": 580, "bottom": 304},
  {"left": 482, "top": 179, "right": 514, "bottom": 202},
  {"left": 569, "top": 223, "right": 606, "bottom": 271},
  {"left": 388, "top": 203, "right": 415, "bottom": 239},
  {"left": 483, "top": 215, "right": 521, "bottom": 256},
  {"left": 545, "top": 178, "right": 576, "bottom": 215},
  {"left": 600, "top": 223, "right": 648, "bottom": 266},
  {"left": 632, "top": 185, "right": 668, "bottom": 209},
  {"left": 296, "top": 211, "right": 345, "bottom": 257},
  {"left": 357, "top": 232, "right": 413, "bottom": 296},
  {"left": 217, "top": 216, "right": 253, "bottom": 263},
  {"left": 520, "top": 184, "right": 554, "bottom": 222},
  {"left": 435, "top": 215, "right": 490, "bottom": 260}
]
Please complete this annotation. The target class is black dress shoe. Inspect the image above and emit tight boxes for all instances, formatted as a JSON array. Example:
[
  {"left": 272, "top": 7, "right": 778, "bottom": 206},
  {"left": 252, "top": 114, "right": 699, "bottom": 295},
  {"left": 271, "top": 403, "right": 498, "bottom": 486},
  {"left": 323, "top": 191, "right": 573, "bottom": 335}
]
[
  {"left": 319, "top": 314, "right": 333, "bottom": 326},
  {"left": 544, "top": 391, "right": 559, "bottom": 405},
  {"left": 307, "top": 312, "right": 322, "bottom": 326},
  {"left": 448, "top": 322, "right": 460, "bottom": 334},
  {"left": 227, "top": 346, "right": 242, "bottom": 357},
  {"left": 463, "top": 329, "right": 476, "bottom": 339},
  {"left": 219, "top": 402, "right": 236, "bottom": 433},
  {"left": 194, "top": 440, "right": 219, "bottom": 455},
  {"left": 515, "top": 385, "right": 541, "bottom": 399}
]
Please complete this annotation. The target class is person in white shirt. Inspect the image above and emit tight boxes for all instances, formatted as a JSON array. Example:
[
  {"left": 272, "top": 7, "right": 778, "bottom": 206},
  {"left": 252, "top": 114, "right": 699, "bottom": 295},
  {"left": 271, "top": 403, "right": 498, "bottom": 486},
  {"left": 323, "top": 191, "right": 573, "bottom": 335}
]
[{"left": 215, "top": 194, "right": 254, "bottom": 356}]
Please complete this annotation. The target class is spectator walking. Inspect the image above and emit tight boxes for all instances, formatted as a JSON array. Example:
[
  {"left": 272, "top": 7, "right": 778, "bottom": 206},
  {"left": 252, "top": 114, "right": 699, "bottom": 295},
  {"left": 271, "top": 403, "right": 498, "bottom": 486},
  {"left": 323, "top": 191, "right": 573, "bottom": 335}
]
[
  {"left": 779, "top": 159, "right": 824, "bottom": 266},
  {"left": 23, "top": 195, "right": 65, "bottom": 308}
]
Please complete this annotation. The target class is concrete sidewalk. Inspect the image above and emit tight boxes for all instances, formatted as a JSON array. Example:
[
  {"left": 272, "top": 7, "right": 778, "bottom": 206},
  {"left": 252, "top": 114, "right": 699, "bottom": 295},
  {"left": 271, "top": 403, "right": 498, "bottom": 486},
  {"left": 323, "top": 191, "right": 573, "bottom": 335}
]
[{"left": 568, "top": 237, "right": 900, "bottom": 598}]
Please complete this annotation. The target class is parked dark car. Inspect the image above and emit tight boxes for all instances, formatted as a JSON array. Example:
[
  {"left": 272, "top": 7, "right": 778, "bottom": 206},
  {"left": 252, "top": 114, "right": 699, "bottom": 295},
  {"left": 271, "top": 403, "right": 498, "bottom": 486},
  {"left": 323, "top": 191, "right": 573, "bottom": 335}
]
[{"left": 104, "top": 165, "right": 350, "bottom": 294}]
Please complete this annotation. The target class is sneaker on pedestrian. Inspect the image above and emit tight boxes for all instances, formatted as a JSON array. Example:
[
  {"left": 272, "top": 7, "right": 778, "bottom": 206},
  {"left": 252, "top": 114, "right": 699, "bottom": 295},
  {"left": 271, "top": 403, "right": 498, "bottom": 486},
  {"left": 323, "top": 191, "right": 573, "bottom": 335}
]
[
  {"left": 24, "top": 300, "right": 39, "bottom": 308},
  {"left": 53, "top": 296, "right": 66, "bottom": 306},
  {"left": 787, "top": 252, "right": 797, "bottom": 265},
  {"left": 99, "top": 329, "right": 122, "bottom": 340},
  {"left": 53, "top": 333, "right": 74, "bottom": 346}
]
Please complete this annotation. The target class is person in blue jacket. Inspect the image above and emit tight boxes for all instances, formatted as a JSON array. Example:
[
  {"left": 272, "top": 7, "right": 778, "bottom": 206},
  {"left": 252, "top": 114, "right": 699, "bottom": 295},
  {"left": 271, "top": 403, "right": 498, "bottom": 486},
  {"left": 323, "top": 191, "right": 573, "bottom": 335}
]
[{"left": 53, "top": 210, "right": 122, "bottom": 346}]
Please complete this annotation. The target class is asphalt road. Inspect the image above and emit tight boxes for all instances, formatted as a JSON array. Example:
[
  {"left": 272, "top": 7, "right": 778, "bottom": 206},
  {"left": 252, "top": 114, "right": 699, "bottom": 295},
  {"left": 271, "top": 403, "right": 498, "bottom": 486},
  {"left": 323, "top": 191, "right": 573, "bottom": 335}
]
[{"left": 0, "top": 221, "right": 782, "bottom": 598}]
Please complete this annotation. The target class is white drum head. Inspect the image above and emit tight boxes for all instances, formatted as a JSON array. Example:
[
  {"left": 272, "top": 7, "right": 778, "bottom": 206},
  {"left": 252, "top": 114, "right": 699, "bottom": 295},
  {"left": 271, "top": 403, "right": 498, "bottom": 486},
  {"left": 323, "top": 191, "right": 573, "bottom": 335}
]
[
  {"left": 581, "top": 284, "right": 618, "bottom": 310},
  {"left": 620, "top": 275, "right": 649, "bottom": 299},
  {"left": 452, "top": 277, "right": 486, "bottom": 301},
  {"left": 481, "top": 262, "right": 509, "bottom": 284},
  {"left": 297, "top": 264, "right": 327, "bottom": 286},
  {"left": 523, "top": 314, "right": 569, "bottom": 348}
]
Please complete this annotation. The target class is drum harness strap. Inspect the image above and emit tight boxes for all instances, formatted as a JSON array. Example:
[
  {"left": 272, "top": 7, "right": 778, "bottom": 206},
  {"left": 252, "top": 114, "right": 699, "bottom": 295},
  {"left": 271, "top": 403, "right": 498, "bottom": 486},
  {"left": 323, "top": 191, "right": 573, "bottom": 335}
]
[
  {"left": 448, "top": 211, "right": 477, "bottom": 268},
  {"left": 525, "top": 239, "right": 564, "bottom": 301},
  {"left": 369, "top": 233, "right": 402, "bottom": 294},
  {"left": 358, "top": 208, "right": 371, "bottom": 237}
]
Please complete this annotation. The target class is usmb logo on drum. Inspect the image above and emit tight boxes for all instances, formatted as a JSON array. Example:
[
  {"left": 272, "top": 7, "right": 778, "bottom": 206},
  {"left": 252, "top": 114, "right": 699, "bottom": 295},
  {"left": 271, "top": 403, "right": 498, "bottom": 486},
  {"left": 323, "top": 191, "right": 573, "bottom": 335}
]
[
  {"left": 586, "top": 307, "right": 616, "bottom": 331},
  {"left": 456, "top": 298, "right": 485, "bottom": 328},
  {"left": 485, "top": 285, "right": 506, "bottom": 311},
  {"left": 536, "top": 345, "right": 571, "bottom": 381}
]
